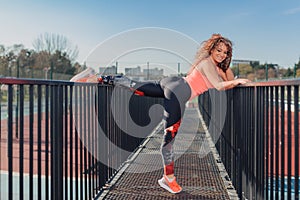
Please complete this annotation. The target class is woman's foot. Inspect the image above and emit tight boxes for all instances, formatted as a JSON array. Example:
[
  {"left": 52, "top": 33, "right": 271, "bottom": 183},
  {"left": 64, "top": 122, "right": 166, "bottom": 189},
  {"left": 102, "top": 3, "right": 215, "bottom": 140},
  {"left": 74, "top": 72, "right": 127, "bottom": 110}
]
[{"left": 158, "top": 175, "right": 182, "bottom": 194}]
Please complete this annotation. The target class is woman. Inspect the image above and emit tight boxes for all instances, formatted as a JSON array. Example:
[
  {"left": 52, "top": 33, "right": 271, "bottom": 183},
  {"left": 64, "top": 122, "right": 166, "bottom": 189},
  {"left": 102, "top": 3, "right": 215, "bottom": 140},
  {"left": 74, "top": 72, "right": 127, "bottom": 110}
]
[{"left": 75, "top": 33, "right": 250, "bottom": 194}]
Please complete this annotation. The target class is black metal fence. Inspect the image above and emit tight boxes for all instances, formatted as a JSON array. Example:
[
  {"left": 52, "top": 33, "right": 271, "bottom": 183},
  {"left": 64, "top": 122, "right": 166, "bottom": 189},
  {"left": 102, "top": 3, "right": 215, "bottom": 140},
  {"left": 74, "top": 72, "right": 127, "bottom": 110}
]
[
  {"left": 198, "top": 79, "right": 300, "bottom": 200},
  {"left": 0, "top": 78, "right": 163, "bottom": 200}
]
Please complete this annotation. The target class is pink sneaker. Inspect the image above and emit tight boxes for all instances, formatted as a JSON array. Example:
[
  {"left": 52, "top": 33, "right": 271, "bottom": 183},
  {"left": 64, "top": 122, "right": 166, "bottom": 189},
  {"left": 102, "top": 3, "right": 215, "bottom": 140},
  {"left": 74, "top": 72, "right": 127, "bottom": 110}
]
[
  {"left": 158, "top": 175, "right": 182, "bottom": 194},
  {"left": 70, "top": 67, "right": 96, "bottom": 82}
]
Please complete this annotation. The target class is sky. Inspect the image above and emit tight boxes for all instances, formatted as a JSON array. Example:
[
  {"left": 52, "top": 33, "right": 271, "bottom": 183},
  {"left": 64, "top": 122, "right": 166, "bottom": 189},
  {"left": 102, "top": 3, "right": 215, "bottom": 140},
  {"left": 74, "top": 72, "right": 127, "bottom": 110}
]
[{"left": 1, "top": 0, "right": 300, "bottom": 73}]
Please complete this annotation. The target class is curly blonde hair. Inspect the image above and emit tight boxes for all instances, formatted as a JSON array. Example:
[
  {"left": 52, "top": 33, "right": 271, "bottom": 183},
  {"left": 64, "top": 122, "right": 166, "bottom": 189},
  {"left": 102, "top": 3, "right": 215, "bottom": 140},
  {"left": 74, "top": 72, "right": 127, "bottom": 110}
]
[{"left": 189, "top": 33, "right": 233, "bottom": 74}]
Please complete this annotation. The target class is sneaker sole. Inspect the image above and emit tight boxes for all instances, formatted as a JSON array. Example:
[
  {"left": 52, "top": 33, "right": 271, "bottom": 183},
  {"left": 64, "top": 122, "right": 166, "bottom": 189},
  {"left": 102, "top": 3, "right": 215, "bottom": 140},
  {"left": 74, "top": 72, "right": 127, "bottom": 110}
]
[{"left": 158, "top": 179, "right": 182, "bottom": 194}]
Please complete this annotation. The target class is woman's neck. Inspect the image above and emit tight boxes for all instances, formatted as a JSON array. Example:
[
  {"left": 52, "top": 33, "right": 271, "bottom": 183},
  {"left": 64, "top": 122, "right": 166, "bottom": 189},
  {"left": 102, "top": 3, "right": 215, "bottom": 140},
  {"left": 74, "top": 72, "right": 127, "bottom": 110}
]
[{"left": 208, "top": 56, "right": 218, "bottom": 67}]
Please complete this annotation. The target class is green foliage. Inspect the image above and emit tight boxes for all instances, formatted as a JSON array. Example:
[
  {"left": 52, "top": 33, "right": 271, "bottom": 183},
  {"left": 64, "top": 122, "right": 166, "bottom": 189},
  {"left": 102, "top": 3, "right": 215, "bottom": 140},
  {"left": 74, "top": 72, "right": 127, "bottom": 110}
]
[
  {"left": 296, "top": 69, "right": 300, "bottom": 77},
  {"left": 0, "top": 33, "right": 82, "bottom": 80},
  {"left": 285, "top": 68, "right": 294, "bottom": 77},
  {"left": 296, "top": 60, "right": 300, "bottom": 70},
  {"left": 0, "top": 45, "right": 81, "bottom": 80},
  {"left": 231, "top": 60, "right": 299, "bottom": 80},
  {"left": 249, "top": 61, "right": 260, "bottom": 68}
]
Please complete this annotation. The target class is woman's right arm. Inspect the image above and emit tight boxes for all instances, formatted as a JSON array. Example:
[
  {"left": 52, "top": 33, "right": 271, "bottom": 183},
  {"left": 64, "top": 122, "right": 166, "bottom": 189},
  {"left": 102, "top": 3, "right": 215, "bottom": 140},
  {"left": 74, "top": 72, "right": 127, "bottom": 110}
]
[{"left": 198, "top": 61, "right": 250, "bottom": 90}]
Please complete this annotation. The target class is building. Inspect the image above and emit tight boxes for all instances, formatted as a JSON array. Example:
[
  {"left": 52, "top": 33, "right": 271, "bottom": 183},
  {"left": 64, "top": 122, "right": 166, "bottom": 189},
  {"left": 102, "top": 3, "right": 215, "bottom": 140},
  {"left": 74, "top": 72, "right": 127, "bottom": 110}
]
[
  {"left": 123, "top": 66, "right": 164, "bottom": 81},
  {"left": 98, "top": 65, "right": 117, "bottom": 75},
  {"left": 125, "top": 66, "right": 142, "bottom": 76},
  {"left": 143, "top": 67, "right": 164, "bottom": 80}
]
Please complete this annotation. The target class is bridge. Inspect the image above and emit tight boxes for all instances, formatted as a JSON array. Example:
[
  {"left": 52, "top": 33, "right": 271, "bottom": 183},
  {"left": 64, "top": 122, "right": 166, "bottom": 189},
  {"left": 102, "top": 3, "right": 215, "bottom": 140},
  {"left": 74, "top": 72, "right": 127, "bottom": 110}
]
[{"left": 0, "top": 78, "right": 299, "bottom": 199}]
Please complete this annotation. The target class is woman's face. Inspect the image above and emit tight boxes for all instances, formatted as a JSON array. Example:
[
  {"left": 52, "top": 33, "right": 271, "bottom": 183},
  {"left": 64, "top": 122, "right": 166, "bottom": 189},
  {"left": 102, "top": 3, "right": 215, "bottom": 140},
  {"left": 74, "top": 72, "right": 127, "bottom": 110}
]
[{"left": 210, "top": 42, "right": 228, "bottom": 64}]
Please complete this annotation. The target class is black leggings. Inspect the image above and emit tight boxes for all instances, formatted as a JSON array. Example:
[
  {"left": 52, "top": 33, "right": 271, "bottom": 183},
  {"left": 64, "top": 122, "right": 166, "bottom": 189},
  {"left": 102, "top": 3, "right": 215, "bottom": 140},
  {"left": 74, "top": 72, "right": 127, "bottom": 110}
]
[
  {"left": 133, "top": 77, "right": 191, "bottom": 173},
  {"left": 133, "top": 76, "right": 191, "bottom": 129}
]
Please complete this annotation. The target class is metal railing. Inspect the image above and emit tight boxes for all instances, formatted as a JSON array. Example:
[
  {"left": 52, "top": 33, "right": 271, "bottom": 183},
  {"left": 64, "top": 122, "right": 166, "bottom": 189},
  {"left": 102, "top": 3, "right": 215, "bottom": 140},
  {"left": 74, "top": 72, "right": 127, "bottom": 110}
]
[
  {"left": 198, "top": 79, "right": 300, "bottom": 200},
  {"left": 0, "top": 78, "right": 163, "bottom": 200}
]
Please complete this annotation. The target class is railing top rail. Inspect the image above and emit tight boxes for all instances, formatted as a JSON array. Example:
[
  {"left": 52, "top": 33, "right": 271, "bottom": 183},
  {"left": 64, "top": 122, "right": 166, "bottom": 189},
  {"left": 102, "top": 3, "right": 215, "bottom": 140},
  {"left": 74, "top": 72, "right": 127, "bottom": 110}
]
[
  {"left": 1, "top": 77, "right": 299, "bottom": 87},
  {"left": 240, "top": 78, "right": 300, "bottom": 87},
  {"left": 0, "top": 77, "right": 110, "bottom": 86}
]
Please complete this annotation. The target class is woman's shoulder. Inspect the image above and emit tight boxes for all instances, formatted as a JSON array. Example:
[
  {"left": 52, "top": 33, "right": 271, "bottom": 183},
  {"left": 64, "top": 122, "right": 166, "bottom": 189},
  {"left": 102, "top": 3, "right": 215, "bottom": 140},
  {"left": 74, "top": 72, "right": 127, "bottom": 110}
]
[{"left": 196, "top": 58, "right": 211, "bottom": 70}]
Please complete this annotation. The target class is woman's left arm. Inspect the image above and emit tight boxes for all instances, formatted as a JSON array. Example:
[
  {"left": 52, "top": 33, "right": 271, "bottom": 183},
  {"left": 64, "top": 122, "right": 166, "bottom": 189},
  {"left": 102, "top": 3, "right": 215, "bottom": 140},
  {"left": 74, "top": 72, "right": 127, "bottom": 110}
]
[
  {"left": 225, "top": 68, "right": 235, "bottom": 80},
  {"left": 218, "top": 67, "right": 234, "bottom": 81}
]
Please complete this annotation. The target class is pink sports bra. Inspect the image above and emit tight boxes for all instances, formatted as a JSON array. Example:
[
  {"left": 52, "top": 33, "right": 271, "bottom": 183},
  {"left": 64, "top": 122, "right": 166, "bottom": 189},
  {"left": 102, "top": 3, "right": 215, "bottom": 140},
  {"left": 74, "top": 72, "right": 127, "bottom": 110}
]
[{"left": 184, "top": 68, "right": 213, "bottom": 100}]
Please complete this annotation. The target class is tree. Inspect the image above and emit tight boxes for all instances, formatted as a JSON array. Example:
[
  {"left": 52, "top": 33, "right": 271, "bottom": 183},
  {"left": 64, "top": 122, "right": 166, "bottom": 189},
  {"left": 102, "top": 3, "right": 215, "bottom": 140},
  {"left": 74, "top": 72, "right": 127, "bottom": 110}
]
[
  {"left": 32, "top": 33, "right": 80, "bottom": 79},
  {"left": 0, "top": 42, "right": 81, "bottom": 79},
  {"left": 296, "top": 69, "right": 300, "bottom": 77},
  {"left": 17, "top": 49, "right": 34, "bottom": 78},
  {"left": 51, "top": 50, "right": 75, "bottom": 75},
  {"left": 250, "top": 61, "right": 260, "bottom": 69},
  {"left": 256, "top": 69, "right": 266, "bottom": 80},
  {"left": 247, "top": 73, "right": 256, "bottom": 81},
  {"left": 284, "top": 68, "right": 293, "bottom": 77},
  {"left": 231, "top": 64, "right": 253, "bottom": 78},
  {"left": 0, "top": 45, "right": 23, "bottom": 77},
  {"left": 33, "top": 33, "right": 78, "bottom": 62},
  {"left": 296, "top": 60, "right": 300, "bottom": 69},
  {"left": 268, "top": 68, "right": 276, "bottom": 79}
]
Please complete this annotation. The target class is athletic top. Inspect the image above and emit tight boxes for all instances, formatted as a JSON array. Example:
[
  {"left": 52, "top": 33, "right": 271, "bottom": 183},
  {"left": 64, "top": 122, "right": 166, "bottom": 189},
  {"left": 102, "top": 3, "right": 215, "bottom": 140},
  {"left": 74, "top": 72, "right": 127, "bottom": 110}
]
[{"left": 184, "top": 68, "right": 213, "bottom": 100}]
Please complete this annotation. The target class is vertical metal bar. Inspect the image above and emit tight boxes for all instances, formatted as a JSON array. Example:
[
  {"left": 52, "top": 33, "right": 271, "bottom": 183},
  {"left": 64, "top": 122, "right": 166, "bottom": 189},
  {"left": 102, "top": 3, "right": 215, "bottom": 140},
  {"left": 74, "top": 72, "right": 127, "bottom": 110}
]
[
  {"left": 265, "top": 86, "right": 269, "bottom": 200},
  {"left": 87, "top": 85, "right": 92, "bottom": 200},
  {"left": 294, "top": 85, "right": 299, "bottom": 200},
  {"left": 94, "top": 85, "right": 99, "bottom": 194},
  {"left": 242, "top": 88, "right": 247, "bottom": 197},
  {"left": 51, "top": 84, "right": 64, "bottom": 200},
  {"left": 227, "top": 93, "right": 231, "bottom": 176},
  {"left": 287, "top": 86, "right": 292, "bottom": 199},
  {"left": 7, "top": 85, "right": 13, "bottom": 200},
  {"left": 91, "top": 85, "right": 95, "bottom": 197},
  {"left": 270, "top": 86, "right": 274, "bottom": 199},
  {"left": 96, "top": 86, "right": 99, "bottom": 196},
  {"left": 79, "top": 86, "right": 83, "bottom": 200},
  {"left": 253, "top": 86, "right": 257, "bottom": 199},
  {"left": 251, "top": 87, "right": 255, "bottom": 198},
  {"left": 37, "top": 85, "right": 42, "bottom": 200},
  {"left": 232, "top": 90, "right": 237, "bottom": 191},
  {"left": 64, "top": 85, "right": 68, "bottom": 200},
  {"left": 230, "top": 90, "right": 235, "bottom": 184},
  {"left": 56, "top": 85, "right": 64, "bottom": 200},
  {"left": 237, "top": 148, "right": 242, "bottom": 199},
  {"left": 241, "top": 88, "right": 247, "bottom": 198},
  {"left": 74, "top": 85, "right": 79, "bottom": 200},
  {"left": 45, "top": 85, "right": 50, "bottom": 200},
  {"left": 110, "top": 86, "right": 114, "bottom": 178},
  {"left": 115, "top": 87, "right": 119, "bottom": 180},
  {"left": 258, "top": 86, "right": 265, "bottom": 199},
  {"left": 254, "top": 86, "right": 259, "bottom": 199},
  {"left": 249, "top": 87, "right": 254, "bottom": 199},
  {"left": 107, "top": 86, "right": 111, "bottom": 180},
  {"left": 83, "top": 86, "right": 88, "bottom": 200},
  {"left": 69, "top": 85, "right": 74, "bottom": 200},
  {"left": 19, "top": 85, "right": 24, "bottom": 200},
  {"left": 249, "top": 87, "right": 254, "bottom": 198},
  {"left": 15, "top": 85, "right": 19, "bottom": 138},
  {"left": 280, "top": 86, "right": 285, "bottom": 200},
  {"left": 234, "top": 89, "right": 243, "bottom": 198},
  {"left": 246, "top": 88, "right": 250, "bottom": 198},
  {"left": 263, "top": 87, "right": 266, "bottom": 199},
  {"left": 50, "top": 85, "right": 54, "bottom": 199},
  {"left": 29, "top": 85, "right": 34, "bottom": 200},
  {"left": 98, "top": 86, "right": 108, "bottom": 188},
  {"left": 262, "top": 87, "right": 269, "bottom": 199},
  {"left": 275, "top": 86, "right": 279, "bottom": 200},
  {"left": 111, "top": 86, "right": 115, "bottom": 184}
]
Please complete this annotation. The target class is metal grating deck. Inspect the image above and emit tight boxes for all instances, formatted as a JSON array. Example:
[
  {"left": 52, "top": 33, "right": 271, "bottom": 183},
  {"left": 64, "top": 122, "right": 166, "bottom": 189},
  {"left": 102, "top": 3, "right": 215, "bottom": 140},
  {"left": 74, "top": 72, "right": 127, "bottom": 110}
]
[{"left": 99, "top": 108, "right": 237, "bottom": 200}]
